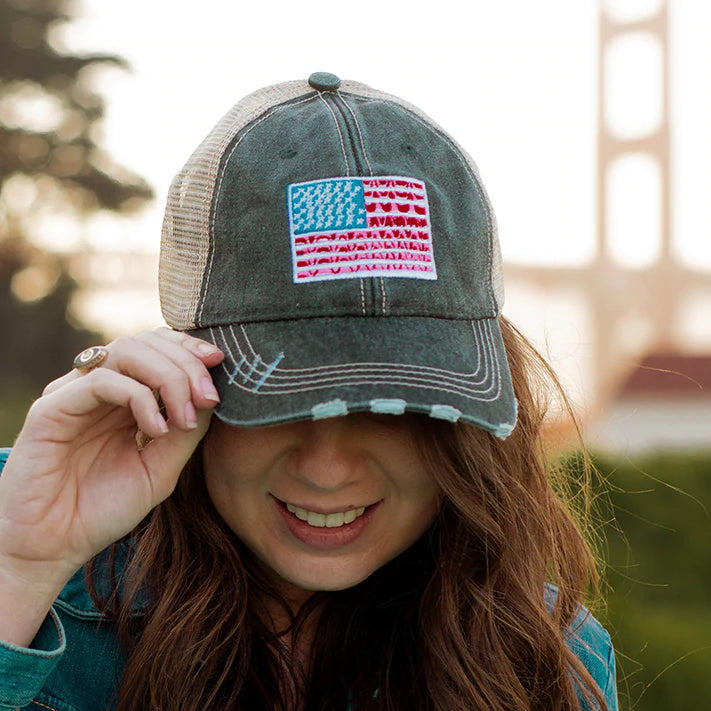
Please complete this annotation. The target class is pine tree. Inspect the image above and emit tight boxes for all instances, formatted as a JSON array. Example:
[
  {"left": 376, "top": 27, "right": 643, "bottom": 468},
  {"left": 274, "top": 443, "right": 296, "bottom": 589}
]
[{"left": 0, "top": 0, "right": 153, "bottom": 440}]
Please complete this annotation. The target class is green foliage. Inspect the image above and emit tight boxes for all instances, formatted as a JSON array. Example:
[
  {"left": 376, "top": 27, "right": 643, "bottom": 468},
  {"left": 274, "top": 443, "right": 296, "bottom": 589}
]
[{"left": 587, "top": 451, "right": 711, "bottom": 710}]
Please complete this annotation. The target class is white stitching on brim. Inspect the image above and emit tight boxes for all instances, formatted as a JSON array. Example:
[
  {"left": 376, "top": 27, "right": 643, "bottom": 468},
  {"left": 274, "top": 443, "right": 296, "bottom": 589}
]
[
  {"left": 209, "top": 320, "right": 503, "bottom": 403},
  {"left": 235, "top": 322, "right": 486, "bottom": 381},
  {"left": 218, "top": 321, "right": 493, "bottom": 389},
  {"left": 214, "top": 320, "right": 498, "bottom": 397}
]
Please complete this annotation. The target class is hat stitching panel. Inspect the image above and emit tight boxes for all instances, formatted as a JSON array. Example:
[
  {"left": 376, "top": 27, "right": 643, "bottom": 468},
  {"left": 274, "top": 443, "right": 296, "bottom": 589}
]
[
  {"left": 337, "top": 93, "right": 388, "bottom": 316},
  {"left": 200, "top": 95, "right": 319, "bottom": 321},
  {"left": 218, "top": 323, "right": 490, "bottom": 387},
  {"left": 217, "top": 357, "right": 501, "bottom": 400},
  {"left": 316, "top": 93, "right": 350, "bottom": 175},
  {"left": 336, "top": 91, "right": 374, "bottom": 176},
  {"left": 163, "top": 86, "right": 322, "bottom": 329},
  {"left": 221, "top": 361, "right": 498, "bottom": 398},
  {"left": 315, "top": 94, "right": 370, "bottom": 314},
  {"left": 345, "top": 96, "right": 498, "bottom": 315},
  {"left": 237, "top": 320, "right": 492, "bottom": 384},
  {"left": 210, "top": 322, "right": 501, "bottom": 400},
  {"left": 234, "top": 321, "right": 495, "bottom": 385},
  {"left": 216, "top": 359, "right": 501, "bottom": 401},
  {"left": 393, "top": 107, "right": 496, "bottom": 314}
]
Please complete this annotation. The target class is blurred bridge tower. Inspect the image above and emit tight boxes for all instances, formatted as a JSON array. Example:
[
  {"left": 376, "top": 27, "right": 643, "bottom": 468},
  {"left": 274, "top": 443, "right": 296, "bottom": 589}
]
[
  {"left": 592, "top": 0, "right": 673, "bottom": 404},
  {"left": 504, "top": 0, "right": 711, "bottom": 426}
]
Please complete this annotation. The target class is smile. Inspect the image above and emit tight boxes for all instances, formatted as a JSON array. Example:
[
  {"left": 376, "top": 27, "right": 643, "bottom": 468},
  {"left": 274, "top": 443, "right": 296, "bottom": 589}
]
[{"left": 285, "top": 503, "right": 366, "bottom": 528}]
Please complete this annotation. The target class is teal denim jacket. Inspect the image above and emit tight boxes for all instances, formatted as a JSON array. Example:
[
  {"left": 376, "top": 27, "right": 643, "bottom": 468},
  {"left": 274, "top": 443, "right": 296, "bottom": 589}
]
[{"left": 0, "top": 449, "right": 618, "bottom": 710}]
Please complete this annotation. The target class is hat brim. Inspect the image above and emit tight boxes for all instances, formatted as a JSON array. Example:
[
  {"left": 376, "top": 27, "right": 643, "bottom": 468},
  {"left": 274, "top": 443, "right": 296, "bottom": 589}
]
[{"left": 188, "top": 316, "right": 517, "bottom": 438}]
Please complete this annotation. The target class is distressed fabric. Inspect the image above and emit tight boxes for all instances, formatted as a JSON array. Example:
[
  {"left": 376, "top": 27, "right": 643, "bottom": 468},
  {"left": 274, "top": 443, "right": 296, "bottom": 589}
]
[{"left": 160, "top": 76, "right": 517, "bottom": 438}]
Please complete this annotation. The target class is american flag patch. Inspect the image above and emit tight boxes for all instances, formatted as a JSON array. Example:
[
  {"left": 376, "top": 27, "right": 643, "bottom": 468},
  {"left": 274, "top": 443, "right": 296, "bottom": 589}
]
[{"left": 287, "top": 176, "right": 436, "bottom": 283}]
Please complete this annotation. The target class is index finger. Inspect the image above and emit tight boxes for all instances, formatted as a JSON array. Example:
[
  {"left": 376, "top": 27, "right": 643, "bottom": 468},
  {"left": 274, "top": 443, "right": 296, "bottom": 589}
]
[{"left": 42, "top": 329, "right": 224, "bottom": 397}]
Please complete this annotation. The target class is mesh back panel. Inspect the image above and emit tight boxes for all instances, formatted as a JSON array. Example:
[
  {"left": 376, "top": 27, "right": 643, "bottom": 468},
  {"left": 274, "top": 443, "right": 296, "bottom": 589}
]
[{"left": 159, "top": 79, "right": 503, "bottom": 329}]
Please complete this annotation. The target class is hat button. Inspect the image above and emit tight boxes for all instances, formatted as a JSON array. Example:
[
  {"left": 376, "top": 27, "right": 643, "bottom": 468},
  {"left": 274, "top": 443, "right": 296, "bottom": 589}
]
[{"left": 308, "top": 72, "right": 341, "bottom": 91}]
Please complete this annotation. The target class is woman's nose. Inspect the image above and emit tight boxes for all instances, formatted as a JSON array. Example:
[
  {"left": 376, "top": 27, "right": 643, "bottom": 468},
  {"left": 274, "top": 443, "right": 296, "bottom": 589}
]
[{"left": 288, "top": 419, "right": 367, "bottom": 492}]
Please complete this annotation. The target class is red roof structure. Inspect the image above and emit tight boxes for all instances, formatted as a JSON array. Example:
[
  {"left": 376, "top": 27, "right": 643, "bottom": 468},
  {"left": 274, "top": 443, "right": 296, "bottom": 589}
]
[{"left": 616, "top": 353, "right": 711, "bottom": 398}]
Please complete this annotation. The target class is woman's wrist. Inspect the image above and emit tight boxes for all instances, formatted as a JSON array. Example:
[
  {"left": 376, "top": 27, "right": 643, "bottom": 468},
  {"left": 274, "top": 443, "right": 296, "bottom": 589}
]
[{"left": 0, "top": 556, "right": 74, "bottom": 648}]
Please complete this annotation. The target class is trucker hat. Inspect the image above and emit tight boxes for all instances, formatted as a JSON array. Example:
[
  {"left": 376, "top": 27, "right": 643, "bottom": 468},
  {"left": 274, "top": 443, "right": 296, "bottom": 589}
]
[{"left": 159, "top": 72, "right": 517, "bottom": 438}]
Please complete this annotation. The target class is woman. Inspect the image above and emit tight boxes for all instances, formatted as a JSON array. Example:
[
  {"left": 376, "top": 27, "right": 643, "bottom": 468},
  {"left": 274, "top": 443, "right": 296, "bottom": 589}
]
[{"left": 0, "top": 73, "right": 617, "bottom": 710}]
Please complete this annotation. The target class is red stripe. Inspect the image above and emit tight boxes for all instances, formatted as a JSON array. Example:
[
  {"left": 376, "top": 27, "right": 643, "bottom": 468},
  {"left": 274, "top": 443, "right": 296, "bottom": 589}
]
[
  {"left": 294, "top": 228, "right": 430, "bottom": 245},
  {"left": 296, "top": 262, "right": 434, "bottom": 279},
  {"left": 363, "top": 190, "right": 424, "bottom": 201},
  {"left": 296, "top": 240, "right": 432, "bottom": 256},
  {"left": 362, "top": 178, "right": 423, "bottom": 190},
  {"left": 366, "top": 214, "right": 428, "bottom": 228},
  {"left": 296, "top": 252, "right": 433, "bottom": 268}
]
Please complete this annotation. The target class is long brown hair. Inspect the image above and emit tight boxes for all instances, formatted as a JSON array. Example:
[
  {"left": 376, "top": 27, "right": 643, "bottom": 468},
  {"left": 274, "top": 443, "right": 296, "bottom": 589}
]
[{"left": 88, "top": 316, "right": 609, "bottom": 710}]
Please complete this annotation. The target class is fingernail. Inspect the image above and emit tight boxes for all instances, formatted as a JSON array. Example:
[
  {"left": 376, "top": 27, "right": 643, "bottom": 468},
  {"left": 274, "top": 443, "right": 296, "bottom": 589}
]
[
  {"left": 185, "top": 402, "right": 198, "bottom": 429},
  {"left": 197, "top": 342, "right": 220, "bottom": 357},
  {"left": 154, "top": 413, "right": 169, "bottom": 434},
  {"left": 201, "top": 377, "right": 220, "bottom": 402}
]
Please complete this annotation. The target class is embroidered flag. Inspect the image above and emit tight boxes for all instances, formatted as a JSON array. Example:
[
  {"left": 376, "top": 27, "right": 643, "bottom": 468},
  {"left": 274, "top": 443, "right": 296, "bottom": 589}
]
[{"left": 287, "top": 176, "right": 436, "bottom": 283}]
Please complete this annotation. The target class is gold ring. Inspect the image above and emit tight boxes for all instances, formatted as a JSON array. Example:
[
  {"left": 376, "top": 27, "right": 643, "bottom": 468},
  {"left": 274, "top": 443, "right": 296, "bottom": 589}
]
[{"left": 73, "top": 346, "right": 109, "bottom": 373}]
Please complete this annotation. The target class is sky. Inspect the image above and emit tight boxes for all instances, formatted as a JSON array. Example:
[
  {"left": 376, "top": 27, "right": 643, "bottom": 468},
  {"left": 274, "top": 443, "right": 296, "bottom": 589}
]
[
  {"left": 45, "top": 0, "right": 711, "bottom": 405},
  {"left": 58, "top": 0, "right": 711, "bottom": 265},
  {"left": 61, "top": 0, "right": 601, "bottom": 264}
]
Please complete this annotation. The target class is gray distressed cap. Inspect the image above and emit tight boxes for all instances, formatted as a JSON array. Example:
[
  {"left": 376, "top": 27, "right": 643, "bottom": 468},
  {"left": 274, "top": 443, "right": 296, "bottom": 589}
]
[{"left": 159, "top": 74, "right": 517, "bottom": 437}]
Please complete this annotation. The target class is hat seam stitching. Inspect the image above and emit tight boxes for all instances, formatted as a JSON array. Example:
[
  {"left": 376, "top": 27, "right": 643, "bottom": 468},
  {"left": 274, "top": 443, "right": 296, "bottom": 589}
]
[
  {"left": 336, "top": 92, "right": 388, "bottom": 317},
  {"left": 340, "top": 93, "right": 498, "bottom": 314},
  {"left": 388, "top": 105, "right": 496, "bottom": 314},
  {"left": 316, "top": 92, "right": 351, "bottom": 175},
  {"left": 231, "top": 321, "right": 489, "bottom": 381},
  {"left": 200, "top": 94, "right": 320, "bottom": 322},
  {"left": 216, "top": 364, "right": 502, "bottom": 401},
  {"left": 209, "top": 321, "right": 502, "bottom": 401},
  {"left": 217, "top": 362, "right": 502, "bottom": 400},
  {"left": 182, "top": 87, "right": 321, "bottom": 326},
  {"left": 235, "top": 320, "right": 489, "bottom": 376},
  {"left": 315, "top": 93, "right": 374, "bottom": 316},
  {"left": 336, "top": 90, "right": 374, "bottom": 176}
]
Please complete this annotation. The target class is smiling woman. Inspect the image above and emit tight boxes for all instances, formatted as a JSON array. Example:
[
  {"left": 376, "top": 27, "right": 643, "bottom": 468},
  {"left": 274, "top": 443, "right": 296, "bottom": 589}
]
[
  {"left": 203, "top": 414, "right": 441, "bottom": 594},
  {"left": 0, "top": 73, "right": 617, "bottom": 711}
]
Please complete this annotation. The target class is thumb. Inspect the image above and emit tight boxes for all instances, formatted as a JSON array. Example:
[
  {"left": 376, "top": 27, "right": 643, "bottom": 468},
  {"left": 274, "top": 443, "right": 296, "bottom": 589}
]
[{"left": 139, "top": 408, "right": 213, "bottom": 504}]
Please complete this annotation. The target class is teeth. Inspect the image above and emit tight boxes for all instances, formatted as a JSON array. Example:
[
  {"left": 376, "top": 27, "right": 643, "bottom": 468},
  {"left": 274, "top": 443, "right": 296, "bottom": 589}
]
[
  {"left": 325, "top": 512, "right": 344, "bottom": 528},
  {"left": 285, "top": 503, "right": 368, "bottom": 528},
  {"left": 307, "top": 511, "right": 326, "bottom": 527}
]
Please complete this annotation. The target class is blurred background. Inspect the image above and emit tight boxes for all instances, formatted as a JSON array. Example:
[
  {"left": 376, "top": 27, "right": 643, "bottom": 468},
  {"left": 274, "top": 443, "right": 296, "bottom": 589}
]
[{"left": 1, "top": 0, "right": 709, "bottom": 707}]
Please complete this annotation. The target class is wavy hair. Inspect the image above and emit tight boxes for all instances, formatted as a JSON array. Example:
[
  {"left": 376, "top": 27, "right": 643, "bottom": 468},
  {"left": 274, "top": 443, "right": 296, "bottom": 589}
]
[{"left": 88, "top": 316, "right": 609, "bottom": 710}]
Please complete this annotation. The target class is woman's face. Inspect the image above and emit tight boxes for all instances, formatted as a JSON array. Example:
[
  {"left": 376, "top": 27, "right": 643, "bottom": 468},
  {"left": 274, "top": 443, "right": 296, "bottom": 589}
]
[{"left": 202, "top": 414, "right": 441, "bottom": 597}]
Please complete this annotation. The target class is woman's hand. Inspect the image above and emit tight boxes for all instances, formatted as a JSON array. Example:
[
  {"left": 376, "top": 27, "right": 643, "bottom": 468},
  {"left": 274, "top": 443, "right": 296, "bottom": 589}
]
[{"left": 0, "top": 328, "right": 224, "bottom": 597}]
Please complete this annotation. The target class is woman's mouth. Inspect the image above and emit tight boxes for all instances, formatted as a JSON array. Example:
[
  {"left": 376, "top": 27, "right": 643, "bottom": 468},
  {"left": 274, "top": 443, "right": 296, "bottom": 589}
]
[
  {"left": 274, "top": 498, "right": 379, "bottom": 549},
  {"left": 284, "top": 503, "right": 366, "bottom": 528}
]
